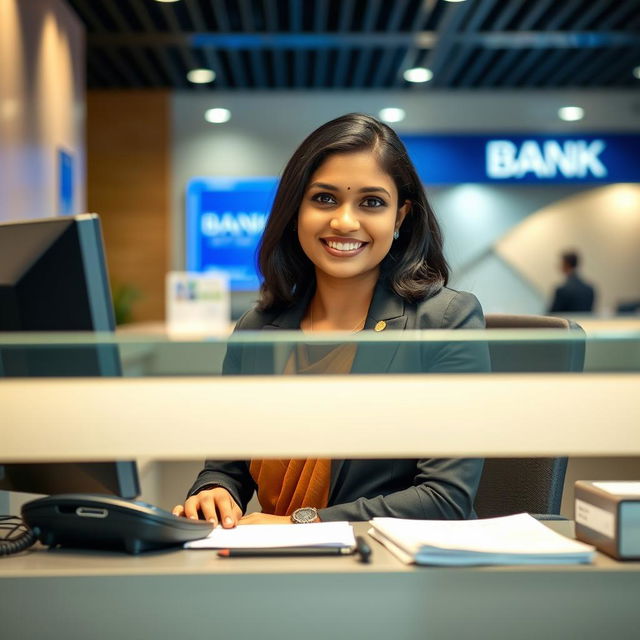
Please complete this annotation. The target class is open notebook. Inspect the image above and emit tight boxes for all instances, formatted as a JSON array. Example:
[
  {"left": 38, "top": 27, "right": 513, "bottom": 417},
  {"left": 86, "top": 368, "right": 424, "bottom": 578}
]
[
  {"left": 369, "top": 513, "right": 595, "bottom": 566},
  {"left": 185, "top": 521, "right": 355, "bottom": 550}
]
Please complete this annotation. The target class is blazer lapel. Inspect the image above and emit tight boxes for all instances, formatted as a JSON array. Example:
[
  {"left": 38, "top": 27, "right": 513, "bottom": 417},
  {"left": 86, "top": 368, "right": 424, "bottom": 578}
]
[
  {"left": 247, "top": 288, "right": 314, "bottom": 374},
  {"left": 351, "top": 280, "right": 408, "bottom": 374},
  {"left": 329, "top": 460, "right": 345, "bottom": 503},
  {"left": 329, "top": 283, "right": 408, "bottom": 502}
]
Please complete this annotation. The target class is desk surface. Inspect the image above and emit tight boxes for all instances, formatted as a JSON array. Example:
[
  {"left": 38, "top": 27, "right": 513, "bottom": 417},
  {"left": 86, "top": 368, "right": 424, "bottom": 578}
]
[
  {"left": 1, "top": 522, "right": 638, "bottom": 640},
  {"left": 0, "top": 521, "right": 637, "bottom": 578}
]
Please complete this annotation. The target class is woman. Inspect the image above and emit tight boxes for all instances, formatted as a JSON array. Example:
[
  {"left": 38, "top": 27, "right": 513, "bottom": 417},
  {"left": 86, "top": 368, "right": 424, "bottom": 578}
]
[{"left": 174, "top": 113, "right": 489, "bottom": 527}]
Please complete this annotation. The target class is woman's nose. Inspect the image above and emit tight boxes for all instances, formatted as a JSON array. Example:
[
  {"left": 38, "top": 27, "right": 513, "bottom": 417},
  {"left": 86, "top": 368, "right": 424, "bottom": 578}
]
[{"left": 330, "top": 205, "right": 360, "bottom": 232}]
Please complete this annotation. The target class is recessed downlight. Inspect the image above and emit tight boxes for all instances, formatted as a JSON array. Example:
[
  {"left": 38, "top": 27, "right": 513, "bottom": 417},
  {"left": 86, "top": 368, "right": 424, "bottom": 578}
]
[
  {"left": 403, "top": 67, "right": 433, "bottom": 83},
  {"left": 204, "top": 108, "right": 231, "bottom": 124},
  {"left": 378, "top": 108, "right": 405, "bottom": 123},
  {"left": 187, "top": 68, "right": 216, "bottom": 84},
  {"left": 633, "top": 66, "right": 640, "bottom": 80},
  {"left": 558, "top": 106, "right": 584, "bottom": 122}
]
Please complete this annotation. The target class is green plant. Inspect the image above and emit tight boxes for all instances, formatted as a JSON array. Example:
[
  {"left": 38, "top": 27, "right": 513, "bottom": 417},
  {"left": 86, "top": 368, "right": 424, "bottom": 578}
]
[{"left": 112, "top": 283, "right": 141, "bottom": 325}]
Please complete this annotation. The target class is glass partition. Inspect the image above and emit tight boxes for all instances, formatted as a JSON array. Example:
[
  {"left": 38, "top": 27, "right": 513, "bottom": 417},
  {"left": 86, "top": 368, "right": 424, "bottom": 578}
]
[{"left": 1, "top": 328, "right": 639, "bottom": 377}]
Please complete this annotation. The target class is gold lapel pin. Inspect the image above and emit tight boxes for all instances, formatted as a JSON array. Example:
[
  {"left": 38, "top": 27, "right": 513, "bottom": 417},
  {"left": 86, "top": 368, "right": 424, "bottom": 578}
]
[{"left": 374, "top": 321, "right": 386, "bottom": 332}]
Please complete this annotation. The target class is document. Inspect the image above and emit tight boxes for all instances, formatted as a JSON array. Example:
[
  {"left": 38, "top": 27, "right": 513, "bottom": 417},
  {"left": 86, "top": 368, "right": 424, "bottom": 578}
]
[
  {"left": 369, "top": 513, "right": 595, "bottom": 566},
  {"left": 184, "top": 521, "right": 356, "bottom": 550}
]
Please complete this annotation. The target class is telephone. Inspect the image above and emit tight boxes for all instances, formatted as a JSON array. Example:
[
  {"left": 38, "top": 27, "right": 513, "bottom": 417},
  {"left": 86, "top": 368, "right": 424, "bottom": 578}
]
[{"left": 21, "top": 493, "right": 213, "bottom": 554}]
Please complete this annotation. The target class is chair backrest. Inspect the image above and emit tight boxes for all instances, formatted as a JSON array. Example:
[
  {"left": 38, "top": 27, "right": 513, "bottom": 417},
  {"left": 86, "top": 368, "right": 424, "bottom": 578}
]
[
  {"left": 474, "top": 457, "right": 568, "bottom": 518},
  {"left": 474, "top": 313, "right": 583, "bottom": 518},
  {"left": 484, "top": 313, "right": 585, "bottom": 372}
]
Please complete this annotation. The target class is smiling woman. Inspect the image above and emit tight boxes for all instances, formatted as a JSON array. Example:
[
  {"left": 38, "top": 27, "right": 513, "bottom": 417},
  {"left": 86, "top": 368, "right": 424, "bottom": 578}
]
[
  {"left": 296, "top": 151, "right": 410, "bottom": 330},
  {"left": 174, "top": 113, "right": 490, "bottom": 528}
]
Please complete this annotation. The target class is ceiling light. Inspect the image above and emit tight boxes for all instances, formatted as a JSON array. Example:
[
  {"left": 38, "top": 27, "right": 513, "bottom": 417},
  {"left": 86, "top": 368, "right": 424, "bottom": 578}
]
[
  {"left": 403, "top": 67, "right": 433, "bottom": 83},
  {"left": 443, "top": 0, "right": 468, "bottom": 3},
  {"left": 558, "top": 106, "right": 584, "bottom": 122},
  {"left": 204, "top": 108, "right": 231, "bottom": 124},
  {"left": 633, "top": 66, "right": 640, "bottom": 79},
  {"left": 155, "top": 1, "right": 181, "bottom": 4},
  {"left": 187, "top": 68, "right": 216, "bottom": 84},
  {"left": 378, "top": 108, "right": 405, "bottom": 124}
]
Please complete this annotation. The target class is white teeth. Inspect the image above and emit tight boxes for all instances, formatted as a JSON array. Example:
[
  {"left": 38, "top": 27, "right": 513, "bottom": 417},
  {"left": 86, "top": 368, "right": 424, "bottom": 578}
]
[{"left": 327, "top": 240, "right": 363, "bottom": 251}]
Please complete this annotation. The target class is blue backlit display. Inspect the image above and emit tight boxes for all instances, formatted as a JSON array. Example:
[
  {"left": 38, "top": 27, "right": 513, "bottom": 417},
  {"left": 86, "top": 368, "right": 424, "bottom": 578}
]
[
  {"left": 186, "top": 177, "right": 278, "bottom": 291},
  {"left": 401, "top": 134, "right": 640, "bottom": 184}
]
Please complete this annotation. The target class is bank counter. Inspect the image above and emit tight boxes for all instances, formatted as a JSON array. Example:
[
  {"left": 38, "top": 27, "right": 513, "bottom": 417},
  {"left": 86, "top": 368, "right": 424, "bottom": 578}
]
[{"left": 1, "top": 328, "right": 640, "bottom": 639}]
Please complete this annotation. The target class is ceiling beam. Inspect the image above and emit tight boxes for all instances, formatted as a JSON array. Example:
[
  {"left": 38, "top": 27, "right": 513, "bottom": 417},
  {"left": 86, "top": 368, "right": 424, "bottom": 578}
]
[
  {"left": 371, "top": 0, "right": 409, "bottom": 88},
  {"left": 351, "top": 0, "right": 381, "bottom": 89},
  {"left": 87, "top": 30, "right": 640, "bottom": 50},
  {"left": 312, "top": 0, "right": 330, "bottom": 89},
  {"left": 333, "top": 0, "right": 357, "bottom": 89},
  {"left": 418, "top": 0, "right": 475, "bottom": 89},
  {"left": 210, "top": 0, "right": 247, "bottom": 88},
  {"left": 262, "top": 0, "right": 285, "bottom": 88},
  {"left": 462, "top": 0, "right": 553, "bottom": 89},
  {"left": 433, "top": 0, "right": 500, "bottom": 88}
]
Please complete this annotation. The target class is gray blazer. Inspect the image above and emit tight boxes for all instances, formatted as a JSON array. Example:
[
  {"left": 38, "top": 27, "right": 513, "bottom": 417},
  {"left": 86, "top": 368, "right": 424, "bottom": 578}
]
[{"left": 188, "top": 279, "right": 490, "bottom": 521}]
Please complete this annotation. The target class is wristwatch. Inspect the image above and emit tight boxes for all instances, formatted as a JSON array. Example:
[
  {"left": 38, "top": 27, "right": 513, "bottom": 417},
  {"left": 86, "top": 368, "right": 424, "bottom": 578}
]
[{"left": 291, "top": 507, "right": 318, "bottom": 524}]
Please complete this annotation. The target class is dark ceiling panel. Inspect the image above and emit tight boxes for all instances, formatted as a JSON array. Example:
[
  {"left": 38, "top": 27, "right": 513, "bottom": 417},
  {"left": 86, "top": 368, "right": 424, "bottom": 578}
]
[{"left": 67, "top": 0, "right": 640, "bottom": 90}]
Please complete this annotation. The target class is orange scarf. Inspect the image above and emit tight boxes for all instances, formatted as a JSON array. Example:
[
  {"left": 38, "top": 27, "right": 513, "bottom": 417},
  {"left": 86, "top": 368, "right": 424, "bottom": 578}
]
[
  {"left": 249, "top": 459, "right": 330, "bottom": 516},
  {"left": 250, "top": 342, "right": 357, "bottom": 516}
]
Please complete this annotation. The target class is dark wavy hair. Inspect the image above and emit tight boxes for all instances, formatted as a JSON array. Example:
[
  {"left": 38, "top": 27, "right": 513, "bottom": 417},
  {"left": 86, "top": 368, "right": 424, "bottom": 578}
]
[{"left": 257, "top": 112, "right": 449, "bottom": 311}]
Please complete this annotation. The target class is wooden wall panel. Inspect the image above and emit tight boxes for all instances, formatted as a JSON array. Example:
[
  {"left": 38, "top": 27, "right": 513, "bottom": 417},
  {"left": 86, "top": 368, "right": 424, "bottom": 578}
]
[{"left": 86, "top": 90, "right": 170, "bottom": 322}]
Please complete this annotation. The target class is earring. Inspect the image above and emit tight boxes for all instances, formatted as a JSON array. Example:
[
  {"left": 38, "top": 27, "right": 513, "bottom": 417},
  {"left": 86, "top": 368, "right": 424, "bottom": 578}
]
[{"left": 393, "top": 230, "right": 400, "bottom": 240}]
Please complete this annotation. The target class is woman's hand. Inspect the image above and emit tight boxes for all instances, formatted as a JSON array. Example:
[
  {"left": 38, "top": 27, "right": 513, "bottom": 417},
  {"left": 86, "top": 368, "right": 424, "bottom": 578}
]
[
  {"left": 172, "top": 487, "right": 242, "bottom": 528},
  {"left": 238, "top": 513, "right": 291, "bottom": 525}
]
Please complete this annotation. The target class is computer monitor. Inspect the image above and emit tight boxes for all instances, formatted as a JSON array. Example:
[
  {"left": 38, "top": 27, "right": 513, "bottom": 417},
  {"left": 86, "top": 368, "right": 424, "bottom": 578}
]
[
  {"left": 0, "top": 462, "right": 140, "bottom": 499},
  {"left": 0, "top": 213, "right": 120, "bottom": 376},
  {"left": 0, "top": 214, "right": 138, "bottom": 500}
]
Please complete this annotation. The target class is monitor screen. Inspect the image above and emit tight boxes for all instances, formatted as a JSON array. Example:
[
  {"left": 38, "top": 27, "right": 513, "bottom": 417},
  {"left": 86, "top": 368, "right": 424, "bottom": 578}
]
[
  {"left": 0, "top": 462, "right": 140, "bottom": 499},
  {"left": 0, "top": 214, "right": 139, "bottom": 500},
  {"left": 0, "top": 213, "right": 120, "bottom": 376}
]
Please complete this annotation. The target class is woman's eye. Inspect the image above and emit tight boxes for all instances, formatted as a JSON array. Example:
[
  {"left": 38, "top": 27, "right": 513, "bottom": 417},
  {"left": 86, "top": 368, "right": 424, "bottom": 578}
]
[
  {"left": 312, "top": 193, "right": 336, "bottom": 205},
  {"left": 362, "top": 197, "right": 386, "bottom": 208}
]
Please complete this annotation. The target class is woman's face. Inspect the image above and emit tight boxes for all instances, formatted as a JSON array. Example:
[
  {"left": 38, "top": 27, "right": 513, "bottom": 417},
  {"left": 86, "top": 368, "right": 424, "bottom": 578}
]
[{"left": 297, "top": 151, "right": 409, "bottom": 283}]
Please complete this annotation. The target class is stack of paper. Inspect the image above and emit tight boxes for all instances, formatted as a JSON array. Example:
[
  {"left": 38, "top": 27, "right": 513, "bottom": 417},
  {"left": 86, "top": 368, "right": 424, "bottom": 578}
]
[
  {"left": 185, "top": 521, "right": 355, "bottom": 550},
  {"left": 369, "top": 513, "right": 595, "bottom": 566}
]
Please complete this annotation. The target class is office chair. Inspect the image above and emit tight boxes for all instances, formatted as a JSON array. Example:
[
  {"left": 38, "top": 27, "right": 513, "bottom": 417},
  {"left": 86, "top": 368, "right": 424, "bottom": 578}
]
[{"left": 473, "top": 314, "right": 585, "bottom": 519}]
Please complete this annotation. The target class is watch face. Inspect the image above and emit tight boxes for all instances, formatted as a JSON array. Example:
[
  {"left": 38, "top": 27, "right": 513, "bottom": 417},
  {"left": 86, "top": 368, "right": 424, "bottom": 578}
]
[{"left": 293, "top": 507, "right": 317, "bottom": 523}]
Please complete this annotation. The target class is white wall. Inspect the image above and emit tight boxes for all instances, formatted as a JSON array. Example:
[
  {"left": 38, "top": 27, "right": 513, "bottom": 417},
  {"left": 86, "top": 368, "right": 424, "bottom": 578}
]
[
  {"left": 0, "top": 0, "right": 85, "bottom": 222},
  {"left": 171, "top": 90, "right": 640, "bottom": 315},
  {"left": 496, "top": 184, "right": 640, "bottom": 315},
  {"left": 0, "top": 0, "right": 84, "bottom": 515}
]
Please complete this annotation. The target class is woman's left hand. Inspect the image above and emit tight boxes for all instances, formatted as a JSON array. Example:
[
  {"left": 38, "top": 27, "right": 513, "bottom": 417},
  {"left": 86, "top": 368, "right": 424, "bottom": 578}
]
[{"left": 238, "top": 512, "right": 291, "bottom": 525}]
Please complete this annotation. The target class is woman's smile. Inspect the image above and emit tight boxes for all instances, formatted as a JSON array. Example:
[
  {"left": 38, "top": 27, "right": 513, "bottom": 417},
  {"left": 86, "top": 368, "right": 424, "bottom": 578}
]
[{"left": 320, "top": 236, "right": 369, "bottom": 257}]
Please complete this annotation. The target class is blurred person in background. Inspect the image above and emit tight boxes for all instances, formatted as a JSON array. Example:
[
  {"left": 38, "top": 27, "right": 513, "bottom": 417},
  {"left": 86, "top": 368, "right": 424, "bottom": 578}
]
[{"left": 549, "top": 250, "right": 595, "bottom": 313}]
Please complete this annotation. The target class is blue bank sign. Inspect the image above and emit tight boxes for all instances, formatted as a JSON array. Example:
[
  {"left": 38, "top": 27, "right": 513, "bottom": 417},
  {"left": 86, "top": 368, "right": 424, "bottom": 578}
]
[
  {"left": 186, "top": 177, "right": 278, "bottom": 290},
  {"left": 401, "top": 134, "right": 640, "bottom": 184}
]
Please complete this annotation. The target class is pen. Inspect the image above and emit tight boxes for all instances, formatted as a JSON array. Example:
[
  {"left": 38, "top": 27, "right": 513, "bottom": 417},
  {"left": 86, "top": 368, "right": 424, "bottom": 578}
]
[
  {"left": 218, "top": 546, "right": 354, "bottom": 558},
  {"left": 355, "top": 535, "right": 372, "bottom": 563}
]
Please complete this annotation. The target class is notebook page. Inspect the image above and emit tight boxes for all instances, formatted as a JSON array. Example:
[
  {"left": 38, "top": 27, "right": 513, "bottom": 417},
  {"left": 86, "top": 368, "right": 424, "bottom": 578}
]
[
  {"left": 370, "top": 513, "right": 594, "bottom": 555},
  {"left": 185, "top": 521, "right": 355, "bottom": 549}
]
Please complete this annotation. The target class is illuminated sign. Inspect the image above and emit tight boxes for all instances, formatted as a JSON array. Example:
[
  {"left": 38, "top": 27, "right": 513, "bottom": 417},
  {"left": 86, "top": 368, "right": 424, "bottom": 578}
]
[
  {"left": 486, "top": 139, "right": 607, "bottom": 180},
  {"left": 186, "top": 177, "right": 278, "bottom": 291},
  {"left": 401, "top": 134, "right": 640, "bottom": 184}
]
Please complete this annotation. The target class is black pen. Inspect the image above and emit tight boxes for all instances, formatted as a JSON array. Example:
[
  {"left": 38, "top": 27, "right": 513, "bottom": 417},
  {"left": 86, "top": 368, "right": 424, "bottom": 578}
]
[
  {"left": 356, "top": 535, "right": 372, "bottom": 563},
  {"left": 218, "top": 546, "right": 354, "bottom": 558}
]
